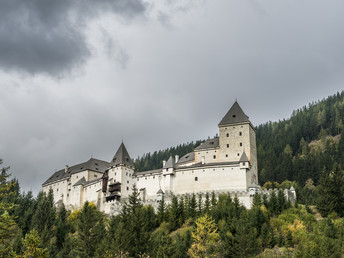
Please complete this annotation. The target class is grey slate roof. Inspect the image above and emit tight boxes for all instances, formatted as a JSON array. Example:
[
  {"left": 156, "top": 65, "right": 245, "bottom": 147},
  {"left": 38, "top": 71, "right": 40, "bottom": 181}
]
[
  {"left": 176, "top": 161, "right": 240, "bottom": 170},
  {"left": 133, "top": 168, "right": 162, "bottom": 177},
  {"left": 110, "top": 142, "right": 134, "bottom": 167},
  {"left": 177, "top": 152, "right": 195, "bottom": 164},
  {"left": 163, "top": 156, "right": 175, "bottom": 169},
  {"left": 194, "top": 138, "right": 219, "bottom": 151},
  {"left": 156, "top": 189, "right": 164, "bottom": 194},
  {"left": 218, "top": 101, "right": 250, "bottom": 126},
  {"left": 84, "top": 178, "right": 102, "bottom": 186},
  {"left": 42, "top": 158, "right": 109, "bottom": 186},
  {"left": 239, "top": 151, "right": 249, "bottom": 162},
  {"left": 73, "top": 177, "right": 86, "bottom": 186}
]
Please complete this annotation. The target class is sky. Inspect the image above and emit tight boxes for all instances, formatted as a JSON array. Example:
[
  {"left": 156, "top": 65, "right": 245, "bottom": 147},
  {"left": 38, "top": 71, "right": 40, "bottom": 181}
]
[{"left": 0, "top": 0, "right": 344, "bottom": 194}]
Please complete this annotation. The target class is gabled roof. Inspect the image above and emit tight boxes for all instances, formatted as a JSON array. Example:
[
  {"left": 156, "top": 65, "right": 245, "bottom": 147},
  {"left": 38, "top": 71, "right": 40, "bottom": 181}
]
[
  {"left": 163, "top": 156, "right": 175, "bottom": 169},
  {"left": 110, "top": 142, "right": 134, "bottom": 167},
  {"left": 177, "top": 152, "right": 195, "bottom": 164},
  {"left": 42, "top": 158, "right": 109, "bottom": 186},
  {"left": 239, "top": 151, "right": 249, "bottom": 162},
  {"left": 218, "top": 101, "right": 250, "bottom": 126},
  {"left": 194, "top": 138, "right": 219, "bottom": 151},
  {"left": 157, "top": 189, "right": 164, "bottom": 194},
  {"left": 73, "top": 177, "right": 86, "bottom": 186}
]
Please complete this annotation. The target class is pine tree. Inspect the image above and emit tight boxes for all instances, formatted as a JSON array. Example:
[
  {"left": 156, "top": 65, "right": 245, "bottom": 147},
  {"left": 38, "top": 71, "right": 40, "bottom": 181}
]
[
  {"left": 76, "top": 201, "right": 105, "bottom": 257},
  {"left": 55, "top": 204, "right": 68, "bottom": 253},
  {"left": 0, "top": 160, "right": 18, "bottom": 256},
  {"left": 157, "top": 197, "right": 166, "bottom": 225},
  {"left": 204, "top": 192, "right": 210, "bottom": 214},
  {"left": 197, "top": 193, "right": 203, "bottom": 216},
  {"left": 211, "top": 191, "right": 217, "bottom": 208},
  {"left": 317, "top": 164, "right": 344, "bottom": 216},
  {"left": 169, "top": 195, "right": 179, "bottom": 230}
]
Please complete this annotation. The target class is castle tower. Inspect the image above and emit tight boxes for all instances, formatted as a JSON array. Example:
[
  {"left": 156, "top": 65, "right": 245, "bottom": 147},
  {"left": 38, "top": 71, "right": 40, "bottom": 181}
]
[
  {"left": 103, "top": 142, "right": 135, "bottom": 200},
  {"left": 218, "top": 101, "right": 258, "bottom": 185}
]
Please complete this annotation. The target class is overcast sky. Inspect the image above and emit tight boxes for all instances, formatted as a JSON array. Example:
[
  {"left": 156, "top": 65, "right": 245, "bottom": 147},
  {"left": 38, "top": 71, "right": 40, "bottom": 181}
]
[{"left": 1, "top": 0, "right": 344, "bottom": 194}]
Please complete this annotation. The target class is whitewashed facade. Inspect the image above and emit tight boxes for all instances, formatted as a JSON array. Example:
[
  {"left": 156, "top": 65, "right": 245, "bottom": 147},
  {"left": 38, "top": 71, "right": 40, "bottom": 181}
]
[{"left": 42, "top": 102, "right": 292, "bottom": 213}]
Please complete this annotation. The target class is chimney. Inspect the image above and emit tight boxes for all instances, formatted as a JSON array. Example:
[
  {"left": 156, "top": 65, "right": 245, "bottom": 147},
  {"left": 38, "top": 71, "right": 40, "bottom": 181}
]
[
  {"left": 65, "top": 165, "right": 68, "bottom": 173},
  {"left": 175, "top": 155, "right": 179, "bottom": 163},
  {"left": 201, "top": 157, "right": 205, "bottom": 165},
  {"left": 163, "top": 160, "right": 166, "bottom": 167}
]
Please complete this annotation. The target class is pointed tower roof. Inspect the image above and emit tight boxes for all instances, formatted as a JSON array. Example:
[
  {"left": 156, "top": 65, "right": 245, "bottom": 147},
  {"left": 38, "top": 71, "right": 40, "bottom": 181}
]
[
  {"left": 163, "top": 156, "right": 175, "bottom": 169},
  {"left": 239, "top": 151, "right": 249, "bottom": 162},
  {"left": 110, "top": 142, "right": 134, "bottom": 167},
  {"left": 219, "top": 101, "right": 250, "bottom": 126}
]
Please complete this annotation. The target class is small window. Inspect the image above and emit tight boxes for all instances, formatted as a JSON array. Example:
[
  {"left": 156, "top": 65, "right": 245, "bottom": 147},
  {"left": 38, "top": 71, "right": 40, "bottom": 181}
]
[
  {"left": 226, "top": 133, "right": 229, "bottom": 137},
  {"left": 226, "top": 154, "right": 228, "bottom": 157},
  {"left": 237, "top": 153, "right": 240, "bottom": 156},
  {"left": 239, "top": 132, "right": 242, "bottom": 136},
  {"left": 127, "top": 187, "right": 129, "bottom": 191},
  {"left": 127, "top": 180, "right": 129, "bottom": 184},
  {"left": 195, "top": 177, "right": 198, "bottom": 181},
  {"left": 94, "top": 175, "right": 97, "bottom": 178},
  {"left": 57, "top": 188, "right": 59, "bottom": 192},
  {"left": 240, "top": 142, "right": 242, "bottom": 147},
  {"left": 67, "top": 194, "right": 69, "bottom": 197},
  {"left": 213, "top": 155, "right": 216, "bottom": 159},
  {"left": 232, "top": 115, "right": 236, "bottom": 118},
  {"left": 227, "top": 144, "right": 229, "bottom": 148}
]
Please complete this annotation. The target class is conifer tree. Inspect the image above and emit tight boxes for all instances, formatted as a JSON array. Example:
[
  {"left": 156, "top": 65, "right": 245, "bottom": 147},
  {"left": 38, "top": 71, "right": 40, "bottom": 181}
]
[
  {"left": 76, "top": 201, "right": 104, "bottom": 257},
  {"left": 197, "top": 193, "right": 203, "bottom": 216},
  {"left": 169, "top": 195, "right": 179, "bottom": 230},
  {"left": 187, "top": 214, "right": 220, "bottom": 257},
  {"left": 211, "top": 191, "right": 217, "bottom": 207},
  {"left": 204, "top": 192, "right": 210, "bottom": 214},
  {"left": 157, "top": 197, "right": 166, "bottom": 224},
  {"left": 22, "top": 229, "right": 48, "bottom": 258},
  {"left": 189, "top": 193, "right": 197, "bottom": 219},
  {"left": 0, "top": 160, "right": 18, "bottom": 256}
]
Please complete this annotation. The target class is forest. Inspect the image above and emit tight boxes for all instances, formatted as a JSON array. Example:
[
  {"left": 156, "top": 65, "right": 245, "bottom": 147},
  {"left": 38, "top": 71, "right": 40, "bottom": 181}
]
[{"left": 1, "top": 91, "right": 344, "bottom": 257}]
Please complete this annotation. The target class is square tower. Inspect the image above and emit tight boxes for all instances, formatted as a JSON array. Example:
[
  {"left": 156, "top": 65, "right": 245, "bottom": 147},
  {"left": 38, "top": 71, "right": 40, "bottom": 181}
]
[{"left": 218, "top": 102, "right": 258, "bottom": 185}]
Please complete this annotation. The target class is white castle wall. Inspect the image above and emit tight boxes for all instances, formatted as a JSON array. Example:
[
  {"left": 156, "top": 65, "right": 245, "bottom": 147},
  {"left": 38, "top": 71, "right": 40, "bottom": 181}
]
[
  {"left": 173, "top": 165, "right": 248, "bottom": 195},
  {"left": 195, "top": 148, "right": 220, "bottom": 164}
]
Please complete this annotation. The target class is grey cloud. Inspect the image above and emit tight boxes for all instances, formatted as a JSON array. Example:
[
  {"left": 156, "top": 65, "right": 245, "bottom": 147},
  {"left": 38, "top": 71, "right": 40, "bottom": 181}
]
[{"left": 0, "top": 0, "right": 146, "bottom": 76}]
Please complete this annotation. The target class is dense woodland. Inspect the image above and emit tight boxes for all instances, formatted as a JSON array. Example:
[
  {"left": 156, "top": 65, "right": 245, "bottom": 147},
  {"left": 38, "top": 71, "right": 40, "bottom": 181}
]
[{"left": 2, "top": 91, "right": 344, "bottom": 257}]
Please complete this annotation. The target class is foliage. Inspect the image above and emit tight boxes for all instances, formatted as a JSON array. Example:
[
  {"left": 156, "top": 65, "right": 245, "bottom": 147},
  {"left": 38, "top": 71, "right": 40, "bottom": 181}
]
[{"left": 187, "top": 214, "right": 220, "bottom": 257}]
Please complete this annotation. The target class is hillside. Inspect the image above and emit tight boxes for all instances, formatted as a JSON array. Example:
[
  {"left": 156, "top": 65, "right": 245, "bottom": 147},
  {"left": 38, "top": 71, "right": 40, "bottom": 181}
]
[
  {"left": 135, "top": 91, "right": 344, "bottom": 188},
  {"left": 257, "top": 91, "right": 344, "bottom": 186}
]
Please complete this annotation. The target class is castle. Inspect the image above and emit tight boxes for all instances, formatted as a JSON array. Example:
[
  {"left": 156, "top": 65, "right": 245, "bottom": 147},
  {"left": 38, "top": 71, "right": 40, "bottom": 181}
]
[{"left": 42, "top": 102, "right": 293, "bottom": 214}]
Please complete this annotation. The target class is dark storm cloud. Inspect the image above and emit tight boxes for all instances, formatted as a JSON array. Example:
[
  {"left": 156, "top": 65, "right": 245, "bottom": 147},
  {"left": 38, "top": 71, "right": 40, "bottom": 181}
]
[{"left": 0, "top": 0, "right": 146, "bottom": 76}]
